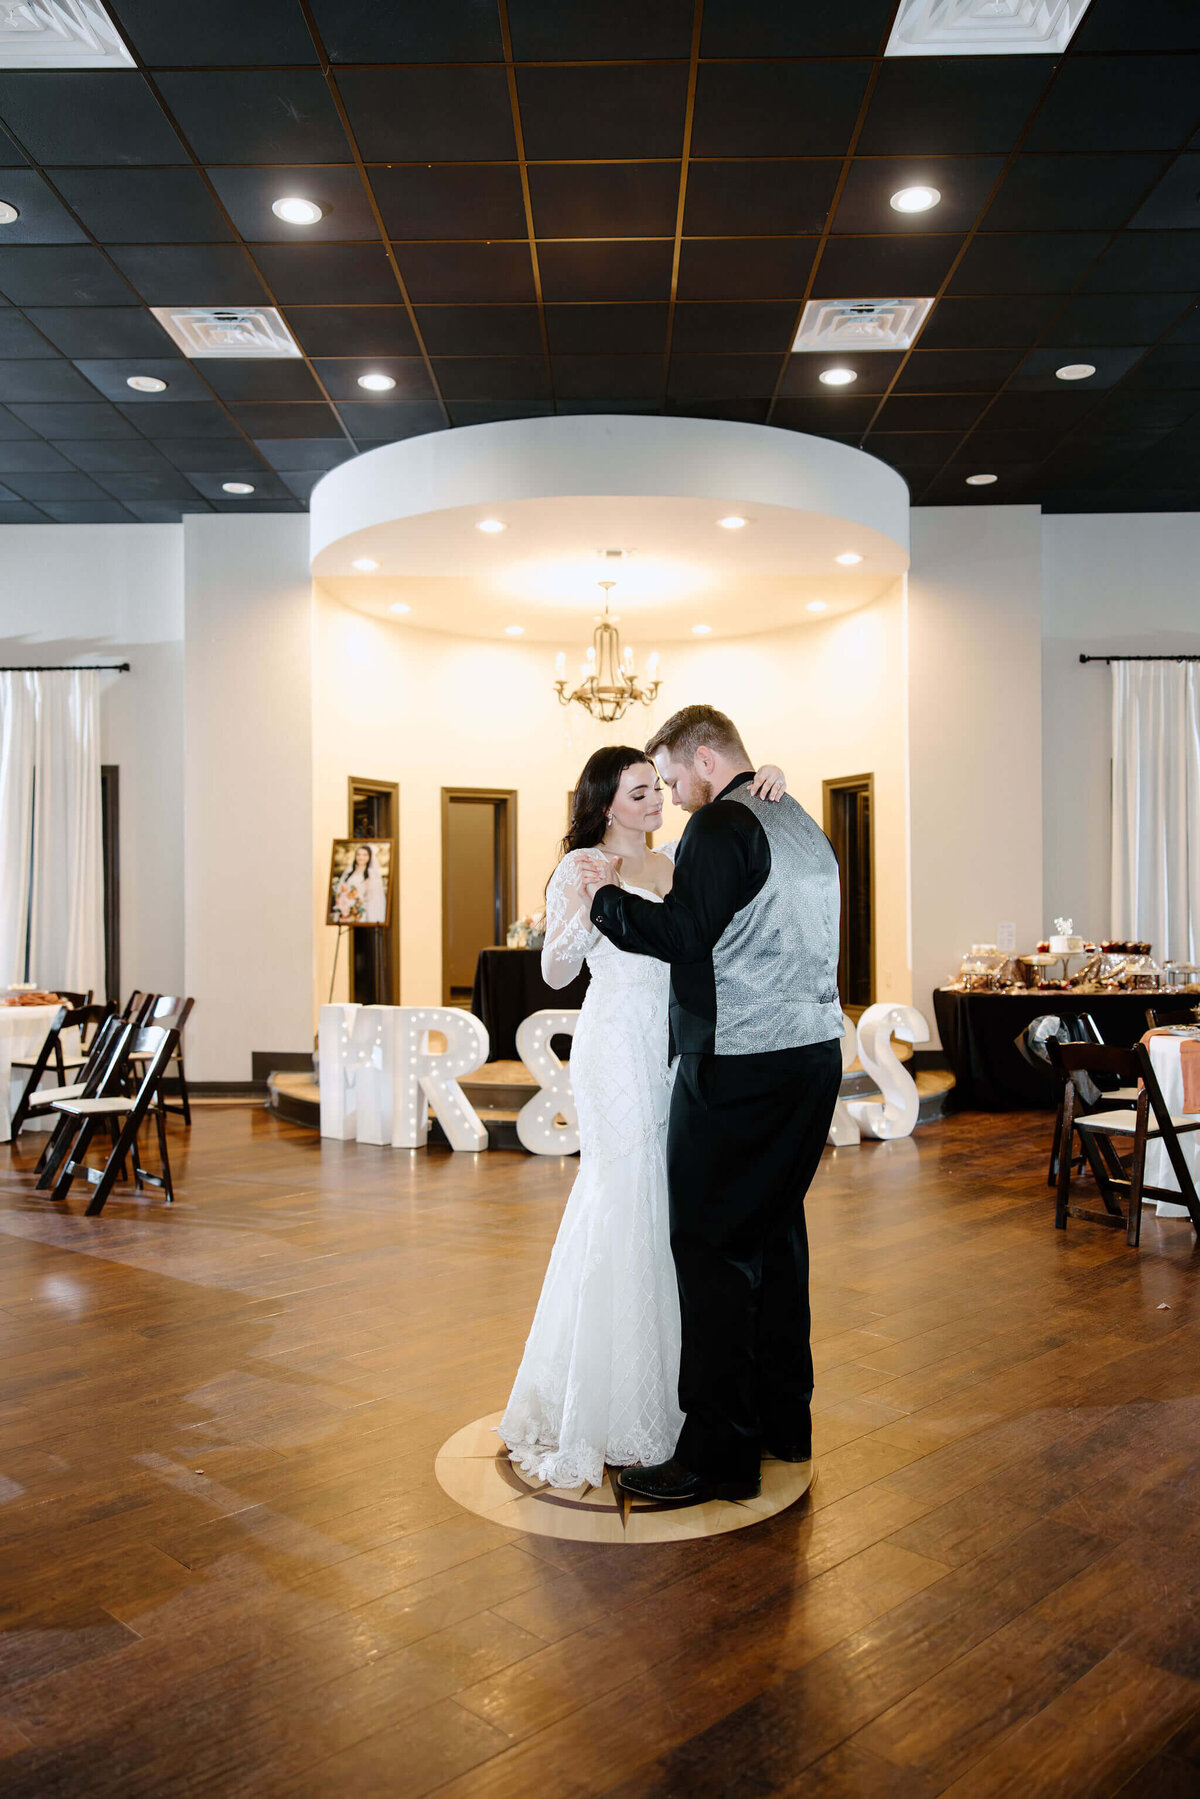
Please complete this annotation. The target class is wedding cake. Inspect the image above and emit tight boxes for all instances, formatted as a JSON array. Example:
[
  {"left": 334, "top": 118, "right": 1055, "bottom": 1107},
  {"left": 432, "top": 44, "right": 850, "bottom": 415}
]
[{"left": 1048, "top": 916, "right": 1083, "bottom": 955}]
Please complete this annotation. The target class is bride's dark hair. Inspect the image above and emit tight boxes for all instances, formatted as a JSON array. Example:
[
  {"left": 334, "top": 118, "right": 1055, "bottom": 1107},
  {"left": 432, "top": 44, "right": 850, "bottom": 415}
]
[{"left": 559, "top": 745, "right": 654, "bottom": 859}]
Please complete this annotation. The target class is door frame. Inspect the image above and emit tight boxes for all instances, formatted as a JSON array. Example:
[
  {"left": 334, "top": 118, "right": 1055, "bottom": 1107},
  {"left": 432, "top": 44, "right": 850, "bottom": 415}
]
[
  {"left": 440, "top": 787, "right": 518, "bottom": 1005},
  {"left": 347, "top": 775, "right": 401, "bottom": 1005},
  {"left": 822, "top": 772, "right": 876, "bottom": 1010}
]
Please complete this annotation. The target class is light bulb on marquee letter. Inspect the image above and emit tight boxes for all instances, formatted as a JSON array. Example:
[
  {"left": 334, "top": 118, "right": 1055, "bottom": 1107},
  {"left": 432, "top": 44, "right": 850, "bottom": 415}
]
[
  {"left": 514, "top": 1010, "right": 580, "bottom": 1155},
  {"left": 392, "top": 1007, "right": 490, "bottom": 1151}
]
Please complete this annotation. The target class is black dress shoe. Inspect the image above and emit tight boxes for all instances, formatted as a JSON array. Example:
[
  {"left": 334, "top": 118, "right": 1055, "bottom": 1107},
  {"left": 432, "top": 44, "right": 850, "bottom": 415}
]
[
  {"left": 616, "top": 1456, "right": 760, "bottom": 1504},
  {"left": 764, "top": 1441, "right": 812, "bottom": 1463}
]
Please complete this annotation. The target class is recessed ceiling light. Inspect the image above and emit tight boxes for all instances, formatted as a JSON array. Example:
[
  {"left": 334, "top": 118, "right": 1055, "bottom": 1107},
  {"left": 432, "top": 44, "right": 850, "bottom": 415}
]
[
  {"left": 0, "top": 200, "right": 19, "bottom": 226},
  {"left": 504, "top": 625, "right": 525, "bottom": 636},
  {"left": 835, "top": 552, "right": 862, "bottom": 565},
  {"left": 221, "top": 481, "right": 254, "bottom": 495},
  {"left": 1055, "top": 362, "right": 1096, "bottom": 381},
  {"left": 692, "top": 624, "right": 712, "bottom": 635},
  {"left": 389, "top": 602, "right": 411, "bottom": 616},
  {"left": 890, "top": 185, "right": 941, "bottom": 213},
  {"left": 476, "top": 518, "right": 506, "bottom": 534},
  {"left": 717, "top": 515, "right": 748, "bottom": 530},
  {"left": 819, "top": 367, "right": 858, "bottom": 387},
  {"left": 965, "top": 473, "right": 998, "bottom": 486},
  {"left": 272, "top": 196, "right": 324, "bottom": 225},
  {"left": 125, "top": 374, "right": 167, "bottom": 393},
  {"left": 352, "top": 557, "right": 378, "bottom": 572},
  {"left": 357, "top": 372, "right": 396, "bottom": 392},
  {"left": 806, "top": 600, "right": 829, "bottom": 613}
]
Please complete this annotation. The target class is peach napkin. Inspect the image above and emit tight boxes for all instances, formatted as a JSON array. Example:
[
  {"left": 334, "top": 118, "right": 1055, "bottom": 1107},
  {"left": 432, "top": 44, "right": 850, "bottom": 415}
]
[{"left": 1142, "top": 1028, "right": 1200, "bottom": 1113}]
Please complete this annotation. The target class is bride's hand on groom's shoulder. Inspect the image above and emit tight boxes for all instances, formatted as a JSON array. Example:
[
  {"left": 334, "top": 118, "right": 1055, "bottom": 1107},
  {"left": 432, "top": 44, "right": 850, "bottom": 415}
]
[{"left": 751, "top": 764, "right": 787, "bottom": 802}]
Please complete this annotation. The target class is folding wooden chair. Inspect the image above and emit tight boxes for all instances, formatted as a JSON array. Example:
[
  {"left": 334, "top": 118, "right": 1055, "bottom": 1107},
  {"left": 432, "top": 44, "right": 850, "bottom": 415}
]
[
  {"left": 33, "top": 1017, "right": 135, "bottom": 1186},
  {"left": 121, "top": 990, "right": 157, "bottom": 1025},
  {"left": 9, "top": 1002, "right": 113, "bottom": 1139},
  {"left": 1055, "top": 1040, "right": 1200, "bottom": 1247},
  {"left": 1147, "top": 1004, "right": 1200, "bottom": 1031},
  {"left": 1015, "top": 1015, "right": 1138, "bottom": 1186},
  {"left": 10, "top": 989, "right": 95, "bottom": 1088},
  {"left": 47, "top": 1029, "right": 181, "bottom": 1216},
  {"left": 127, "top": 996, "right": 194, "bottom": 1124}
]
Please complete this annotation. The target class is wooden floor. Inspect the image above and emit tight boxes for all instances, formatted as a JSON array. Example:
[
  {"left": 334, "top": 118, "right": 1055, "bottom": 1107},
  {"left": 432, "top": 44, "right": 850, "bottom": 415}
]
[{"left": 1, "top": 1108, "right": 1199, "bottom": 1797}]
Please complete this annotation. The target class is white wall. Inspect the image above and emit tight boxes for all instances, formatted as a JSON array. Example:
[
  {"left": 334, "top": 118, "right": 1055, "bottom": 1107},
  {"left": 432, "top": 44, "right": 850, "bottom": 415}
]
[
  {"left": 0, "top": 522, "right": 185, "bottom": 996},
  {"left": 908, "top": 507, "right": 1045, "bottom": 1039},
  {"left": 183, "top": 515, "right": 315, "bottom": 1080},
  {"left": 1041, "top": 513, "right": 1200, "bottom": 943}
]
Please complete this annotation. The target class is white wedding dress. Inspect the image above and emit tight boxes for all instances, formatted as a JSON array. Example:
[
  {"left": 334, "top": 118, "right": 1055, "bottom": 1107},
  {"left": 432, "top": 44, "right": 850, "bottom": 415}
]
[{"left": 499, "top": 846, "right": 684, "bottom": 1490}]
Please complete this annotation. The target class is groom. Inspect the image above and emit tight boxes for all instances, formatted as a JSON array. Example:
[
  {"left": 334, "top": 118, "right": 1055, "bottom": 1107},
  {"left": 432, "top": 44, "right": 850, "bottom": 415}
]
[{"left": 583, "top": 704, "right": 843, "bottom": 1505}]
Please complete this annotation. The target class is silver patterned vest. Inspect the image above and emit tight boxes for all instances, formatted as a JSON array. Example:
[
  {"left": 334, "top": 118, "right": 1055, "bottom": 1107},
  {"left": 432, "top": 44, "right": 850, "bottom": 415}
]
[{"left": 712, "top": 787, "right": 843, "bottom": 1054}]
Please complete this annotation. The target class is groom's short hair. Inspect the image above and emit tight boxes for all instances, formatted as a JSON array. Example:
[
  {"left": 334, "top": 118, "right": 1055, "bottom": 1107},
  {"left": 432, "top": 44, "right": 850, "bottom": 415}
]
[{"left": 646, "top": 704, "right": 748, "bottom": 765}]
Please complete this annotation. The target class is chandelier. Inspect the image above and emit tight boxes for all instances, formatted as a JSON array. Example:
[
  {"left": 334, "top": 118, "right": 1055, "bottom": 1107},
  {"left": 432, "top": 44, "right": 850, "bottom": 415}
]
[{"left": 553, "top": 582, "right": 661, "bottom": 724}]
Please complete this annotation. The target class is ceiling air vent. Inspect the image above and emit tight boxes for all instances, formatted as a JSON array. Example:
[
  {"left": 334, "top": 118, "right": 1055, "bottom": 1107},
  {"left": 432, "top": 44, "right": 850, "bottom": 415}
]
[
  {"left": 149, "top": 306, "right": 301, "bottom": 360},
  {"left": 791, "top": 298, "right": 935, "bottom": 354},
  {"left": 885, "top": 0, "right": 1093, "bottom": 57},
  {"left": 0, "top": 0, "right": 134, "bottom": 68}
]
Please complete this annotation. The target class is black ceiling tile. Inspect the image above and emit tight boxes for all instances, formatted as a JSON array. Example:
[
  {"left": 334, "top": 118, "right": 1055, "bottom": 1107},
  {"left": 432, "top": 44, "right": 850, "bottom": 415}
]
[
  {"left": 92, "top": 470, "right": 203, "bottom": 502},
  {"left": 193, "top": 359, "right": 325, "bottom": 402},
  {"left": 0, "top": 477, "right": 18, "bottom": 501},
  {"left": 873, "top": 393, "right": 986, "bottom": 432},
  {"left": 155, "top": 437, "right": 254, "bottom": 469},
  {"left": 948, "top": 233, "right": 1109, "bottom": 296},
  {"left": 155, "top": 72, "right": 349, "bottom": 165},
  {"left": 12, "top": 401, "right": 137, "bottom": 437},
  {"left": 539, "top": 240, "right": 673, "bottom": 303},
  {"left": 0, "top": 440, "right": 71, "bottom": 470},
  {"left": 284, "top": 306, "right": 418, "bottom": 358},
  {"left": 770, "top": 395, "right": 877, "bottom": 433},
  {"left": 856, "top": 58, "right": 1052, "bottom": 156},
  {"left": 1128, "top": 152, "right": 1200, "bottom": 231},
  {"left": 509, "top": 0, "right": 694, "bottom": 58},
  {"left": 0, "top": 73, "right": 185, "bottom": 166},
  {"left": 393, "top": 241, "right": 535, "bottom": 304},
  {"left": 544, "top": 303, "right": 667, "bottom": 355},
  {"left": 308, "top": 0, "right": 504, "bottom": 61},
  {"left": 550, "top": 354, "right": 665, "bottom": 399},
  {"left": 671, "top": 302, "right": 795, "bottom": 354},
  {"left": 254, "top": 438, "right": 356, "bottom": 472},
  {"left": 811, "top": 235, "right": 960, "bottom": 299},
  {"left": 310, "top": 357, "right": 436, "bottom": 401},
  {"left": 124, "top": 501, "right": 197, "bottom": 520},
  {"left": 115, "top": 0, "right": 318, "bottom": 64},
  {"left": 861, "top": 431, "right": 959, "bottom": 466},
  {"left": 0, "top": 121, "right": 25, "bottom": 166},
  {"left": 1128, "top": 344, "right": 1200, "bottom": 389},
  {"left": 25, "top": 307, "right": 172, "bottom": 359},
  {"left": 49, "top": 169, "right": 233, "bottom": 245},
  {"left": 253, "top": 243, "right": 400, "bottom": 304},
  {"left": 371, "top": 164, "right": 526, "bottom": 241},
  {"left": 1051, "top": 292, "right": 1190, "bottom": 345},
  {"left": 691, "top": 61, "right": 870, "bottom": 159},
  {"left": 983, "top": 155, "right": 1170, "bottom": 232},
  {"left": 895, "top": 348, "right": 1023, "bottom": 392},
  {"left": 184, "top": 469, "right": 290, "bottom": 501},
  {"left": 701, "top": 0, "right": 893, "bottom": 55},
  {"left": 1009, "top": 345, "right": 1146, "bottom": 391},
  {"left": 555, "top": 398, "right": 660, "bottom": 415},
  {"left": 677, "top": 238, "right": 815, "bottom": 301},
  {"left": 0, "top": 404, "right": 36, "bottom": 439},
  {"left": 683, "top": 161, "right": 839, "bottom": 238},
  {"left": 832, "top": 159, "right": 1005, "bottom": 236},
  {"left": 448, "top": 401, "right": 552, "bottom": 425},
  {"left": 667, "top": 353, "right": 780, "bottom": 399},
  {"left": 39, "top": 500, "right": 136, "bottom": 521},
  {"left": 431, "top": 356, "right": 550, "bottom": 402},
  {"left": 107, "top": 244, "right": 266, "bottom": 307},
  {"left": 0, "top": 168, "right": 85, "bottom": 244},
  {"left": 922, "top": 462, "right": 1043, "bottom": 499},
  {"left": 982, "top": 390, "right": 1099, "bottom": 429},
  {"left": 337, "top": 69, "right": 515, "bottom": 161},
  {"left": 0, "top": 311, "right": 57, "bottom": 356},
  {"left": 207, "top": 167, "right": 375, "bottom": 243},
  {"left": 278, "top": 469, "right": 323, "bottom": 502},
  {"left": 952, "top": 428, "right": 1057, "bottom": 463},
  {"left": 517, "top": 66, "right": 689, "bottom": 161},
  {"left": 52, "top": 438, "right": 175, "bottom": 474},
  {"left": 1162, "top": 308, "right": 1200, "bottom": 345},
  {"left": 529, "top": 164, "right": 681, "bottom": 240},
  {"left": 337, "top": 400, "right": 445, "bottom": 438},
  {"left": 416, "top": 306, "right": 543, "bottom": 356},
  {"left": 126, "top": 403, "right": 240, "bottom": 438},
  {"left": 919, "top": 294, "right": 1066, "bottom": 348},
  {"left": 0, "top": 359, "right": 101, "bottom": 403},
  {"left": 2, "top": 468, "right": 110, "bottom": 501},
  {"left": 778, "top": 351, "right": 904, "bottom": 396},
  {"left": 210, "top": 497, "right": 303, "bottom": 511},
  {"left": 666, "top": 398, "right": 771, "bottom": 425},
  {"left": 228, "top": 402, "right": 347, "bottom": 437},
  {"left": 1075, "top": 0, "right": 1200, "bottom": 53},
  {"left": 73, "top": 358, "right": 208, "bottom": 403},
  {"left": 1082, "top": 231, "right": 1200, "bottom": 294},
  {"left": 0, "top": 246, "right": 138, "bottom": 306},
  {"left": 1025, "top": 57, "right": 1199, "bottom": 155},
  {"left": 0, "top": 500, "right": 47, "bottom": 520},
  {"left": 1087, "top": 388, "right": 1200, "bottom": 431}
]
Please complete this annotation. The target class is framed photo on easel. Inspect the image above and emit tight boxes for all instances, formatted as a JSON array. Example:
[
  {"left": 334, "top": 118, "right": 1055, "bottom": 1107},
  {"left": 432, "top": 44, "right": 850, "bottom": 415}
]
[{"left": 327, "top": 838, "right": 394, "bottom": 928}]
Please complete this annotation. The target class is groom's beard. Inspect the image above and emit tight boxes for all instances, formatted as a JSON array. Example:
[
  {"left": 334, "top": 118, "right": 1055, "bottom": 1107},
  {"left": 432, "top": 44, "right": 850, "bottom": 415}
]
[{"left": 684, "top": 778, "right": 713, "bottom": 812}]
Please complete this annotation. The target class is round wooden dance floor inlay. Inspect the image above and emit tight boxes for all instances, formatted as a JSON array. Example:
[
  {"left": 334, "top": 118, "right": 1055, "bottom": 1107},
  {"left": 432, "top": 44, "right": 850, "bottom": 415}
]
[{"left": 435, "top": 1413, "right": 815, "bottom": 1544}]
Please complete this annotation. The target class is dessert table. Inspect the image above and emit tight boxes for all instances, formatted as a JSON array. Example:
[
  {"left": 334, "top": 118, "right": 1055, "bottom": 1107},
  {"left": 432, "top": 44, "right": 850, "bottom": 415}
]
[
  {"left": 1145, "top": 1029, "right": 1200, "bottom": 1220},
  {"left": 0, "top": 1004, "right": 61, "bottom": 1141},
  {"left": 470, "top": 948, "right": 588, "bottom": 1062}
]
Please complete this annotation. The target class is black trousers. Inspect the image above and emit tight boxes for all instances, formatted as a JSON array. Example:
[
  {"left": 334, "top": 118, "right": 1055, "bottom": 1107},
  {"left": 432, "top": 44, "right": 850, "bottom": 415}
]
[{"left": 668, "top": 1038, "right": 843, "bottom": 1480}]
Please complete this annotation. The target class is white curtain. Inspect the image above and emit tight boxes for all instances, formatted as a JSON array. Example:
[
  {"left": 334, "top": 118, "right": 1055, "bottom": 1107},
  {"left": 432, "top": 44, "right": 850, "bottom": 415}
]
[
  {"left": 1111, "top": 662, "right": 1200, "bottom": 963},
  {"left": 0, "top": 670, "right": 104, "bottom": 996}
]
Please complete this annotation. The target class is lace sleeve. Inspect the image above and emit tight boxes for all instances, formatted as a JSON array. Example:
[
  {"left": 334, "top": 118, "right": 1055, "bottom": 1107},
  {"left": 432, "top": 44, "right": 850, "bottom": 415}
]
[{"left": 541, "top": 853, "right": 600, "bottom": 989}]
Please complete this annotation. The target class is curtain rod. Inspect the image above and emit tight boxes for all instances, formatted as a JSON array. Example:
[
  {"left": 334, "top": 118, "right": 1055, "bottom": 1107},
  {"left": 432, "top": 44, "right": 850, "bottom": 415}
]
[
  {"left": 0, "top": 662, "right": 130, "bottom": 672},
  {"left": 1079, "top": 654, "right": 1200, "bottom": 664}
]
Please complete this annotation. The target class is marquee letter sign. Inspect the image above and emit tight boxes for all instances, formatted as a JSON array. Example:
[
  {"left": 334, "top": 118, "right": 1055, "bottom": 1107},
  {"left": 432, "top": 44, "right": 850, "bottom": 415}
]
[
  {"left": 827, "top": 1017, "right": 863, "bottom": 1147},
  {"left": 319, "top": 1004, "right": 489, "bottom": 1151},
  {"left": 846, "top": 1003, "right": 930, "bottom": 1141},
  {"left": 515, "top": 1010, "right": 580, "bottom": 1155}
]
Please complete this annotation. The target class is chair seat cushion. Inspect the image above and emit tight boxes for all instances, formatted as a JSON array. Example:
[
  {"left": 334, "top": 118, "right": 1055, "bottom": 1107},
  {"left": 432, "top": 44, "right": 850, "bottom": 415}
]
[
  {"left": 29, "top": 1082, "right": 86, "bottom": 1107},
  {"left": 1098, "top": 1086, "right": 1141, "bottom": 1103},
  {"left": 52, "top": 1096, "right": 131, "bottom": 1117},
  {"left": 1080, "top": 1108, "right": 1200, "bottom": 1135},
  {"left": 11, "top": 1055, "right": 86, "bottom": 1070}
]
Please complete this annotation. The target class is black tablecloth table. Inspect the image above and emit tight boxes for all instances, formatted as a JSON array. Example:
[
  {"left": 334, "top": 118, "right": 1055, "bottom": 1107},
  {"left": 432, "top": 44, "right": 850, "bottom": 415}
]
[
  {"left": 933, "top": 988, "right": 1178, "bottom": 1111},
  {"left": 470, "top": 947, "right": 589, "bottom": 1062}
]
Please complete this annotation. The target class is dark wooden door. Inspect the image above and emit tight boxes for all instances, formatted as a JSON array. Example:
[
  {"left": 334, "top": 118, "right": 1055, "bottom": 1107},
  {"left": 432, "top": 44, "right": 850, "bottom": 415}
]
[{"left": 823, "top": 774, "right": 874, "bottom": 1012}]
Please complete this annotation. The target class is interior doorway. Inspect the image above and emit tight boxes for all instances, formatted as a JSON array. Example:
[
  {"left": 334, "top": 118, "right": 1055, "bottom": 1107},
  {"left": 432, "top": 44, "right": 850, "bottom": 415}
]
[
  {"left": 441, "top": 788, "right": 517, "bottom": 1007},
  {"left": 823, "top": 773, "right": 875, "bottom": 1013},
  {"left": 348, "top": 776, "right": 400, "bottom": 1006}
]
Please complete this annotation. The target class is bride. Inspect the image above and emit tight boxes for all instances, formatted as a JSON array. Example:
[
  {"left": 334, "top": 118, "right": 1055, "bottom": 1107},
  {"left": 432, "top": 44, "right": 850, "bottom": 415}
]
[{"left": 499, "top": 744, "right": 785, "bottom": 1490}]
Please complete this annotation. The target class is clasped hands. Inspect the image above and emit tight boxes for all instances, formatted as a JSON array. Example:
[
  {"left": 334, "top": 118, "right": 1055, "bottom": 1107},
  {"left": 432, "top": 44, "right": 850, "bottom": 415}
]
[{"left": 577, "top": 852, "right": 621, "bottom": 903}]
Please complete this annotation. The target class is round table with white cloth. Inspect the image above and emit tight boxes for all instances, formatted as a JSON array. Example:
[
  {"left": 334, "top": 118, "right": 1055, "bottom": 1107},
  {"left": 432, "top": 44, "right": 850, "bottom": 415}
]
[
  {"left": 0, "top": 1005, "right": 62, "bottom": 1141},
  {"left": 1145, "top": 1029, "right": 1200, "bottom": 1220}
]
